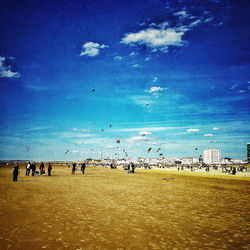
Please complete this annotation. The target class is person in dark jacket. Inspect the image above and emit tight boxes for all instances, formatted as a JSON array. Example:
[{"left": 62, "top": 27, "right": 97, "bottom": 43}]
[
  {"left": 72, "top": 162, "right": 76, "bottom": 174},
  {"left": 131, "top": 163, "right": 135, "bottom": 173},
  {"left": 13, "top": 163, "right": 20, "bottom": 182},
  {"left": 81, "top": 162, "right": 86, "bottom": 174},
  {"left": 32, "top": 162, "right": 36, "bottom": 176},
  {"left": 40, "top": 162, "right": 45, "bottom": 175},
  {"left": 48, "top": 163, "right": 52, "bottom": 176}
]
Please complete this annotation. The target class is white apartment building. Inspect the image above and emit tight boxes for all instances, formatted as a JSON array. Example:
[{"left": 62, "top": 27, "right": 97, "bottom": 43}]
[{"left": 203, "top": 149, "right": 221, "bottom": 164}]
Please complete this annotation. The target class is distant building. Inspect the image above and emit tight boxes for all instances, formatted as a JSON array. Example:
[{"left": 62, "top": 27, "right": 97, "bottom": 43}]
[
  {"left": 203, "top": 149, "right": 221, "bottom": 164},
  {"left": 181, "top": 157, "right": 199, "bottom": 164},
  {"left": 247, "top": 143, "right": 250, "bottom": 163}
]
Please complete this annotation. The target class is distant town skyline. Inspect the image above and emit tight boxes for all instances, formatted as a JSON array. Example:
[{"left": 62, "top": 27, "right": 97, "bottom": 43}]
[{"left": 0, "top": 0, "right": 249, "bottom": 161}]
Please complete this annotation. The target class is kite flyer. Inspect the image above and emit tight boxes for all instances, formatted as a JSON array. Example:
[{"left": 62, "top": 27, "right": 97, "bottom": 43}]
[{"left": 13, "top": 163, "right": 20, "bottom": 182}]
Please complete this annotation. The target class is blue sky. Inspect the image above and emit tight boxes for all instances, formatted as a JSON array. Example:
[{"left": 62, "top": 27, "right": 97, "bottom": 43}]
[{"left": 0, "top": 0, "right": 249, "bottom": 161}]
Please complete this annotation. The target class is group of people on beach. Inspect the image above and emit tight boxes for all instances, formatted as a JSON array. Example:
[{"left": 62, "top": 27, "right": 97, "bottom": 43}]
[
  {"left": 25, "top": 161, "right": 53, "bottom": 176},
  {"left": 72, "top": 162, "right": 86, "bottom": 174},
  {"left": 12, "top": 162, "right": 53, "bottom": 182}
]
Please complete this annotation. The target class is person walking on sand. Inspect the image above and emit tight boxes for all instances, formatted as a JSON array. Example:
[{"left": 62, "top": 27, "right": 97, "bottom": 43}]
[
  {"left": 32, "top": 162, "right": 36, "bottom": 176},
  {"left": 13, "top": 163, "right": 20, "bottom": 182},
  {"left": 81, "top": 162, "right": 86, "bottom": 174},
  {"left": 40, "top": 162, "right": 44, "bottom": 175},
  {"left": 72, "top": 162, "right": 76, "bottom": 174},
  {"left": 26, "top": 161, "right": 31, "bottom": 176},
  {"left": 48, "top": 162, "right": 52, "bottom": 176}
]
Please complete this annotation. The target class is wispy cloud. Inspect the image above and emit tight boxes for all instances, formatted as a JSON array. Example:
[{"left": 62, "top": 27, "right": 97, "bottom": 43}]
[
  {"left": 60, "top": 132, "right": 93, "bottom": 138},
  {"left": 212, "top": 127, "right": 220, "bottom": 131},
  {"left": 173, "top": 10, "right": 188, "bottom": 17},
  {"left": 80, "top": 42, "right": 108, "bottom": 57},
  {"left": 152, "top": 77, "right": 158, "bottom": 82},
  {"left": 187, "top": 128, "right": 199, "bottom": 132},
  {"left": 230, "top": 84, "right": 238, "bottom": 90},
  {"left": 72, "top": 128, "right": 91, "bottom": 132},
  {"left": 129, "top": 95, "right": 153, "bottom": 106},
  {"left": 24, "top": 84, "right": 49, "bottom": 91},
  {"left": 204, "top": 134, "right": 213, "bottom": 137},
  {"left": 125, "top": 136, "right": 149, "bottom": 143},
  {"left": 0, "top": 56, "right": 20, "bottom": 78},
  {"left": 204, "top": 17, "right": 213, "bottom": 23},
  {"left": 189, "top": 19, "right": 201, "bottom": 28},
  {"left": 146, "top": 86, "right": 166, "bottom": 93},
  {"left": 114, "top": 55, "right": 122, "bottom": 60},
  {"left": 139, "top": 131, "right": 152, "bottom": 135},
  {"left": 238, "top": 90, "right": 246, "bottom": 94},
  {"left": 116, "top": 127, "right": 176, "bottom": 132}
]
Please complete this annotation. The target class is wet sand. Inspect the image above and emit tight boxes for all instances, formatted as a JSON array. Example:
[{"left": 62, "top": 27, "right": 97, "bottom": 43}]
[{"left": 0, "top": 165, "right": 249, "bottom": 249}]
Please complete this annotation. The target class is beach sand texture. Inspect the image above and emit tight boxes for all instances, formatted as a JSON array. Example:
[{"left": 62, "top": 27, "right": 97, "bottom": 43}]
[{"left": 0, "top": 165, "right": 249, "bottom": 249}]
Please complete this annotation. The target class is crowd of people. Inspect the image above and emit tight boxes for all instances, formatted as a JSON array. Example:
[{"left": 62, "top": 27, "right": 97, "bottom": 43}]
[
  {"left": 12, "top": 162, "right": 53, "bottom": 182},
  {"left": 12, "top": 161, "right": 87, "bottom": 182}
]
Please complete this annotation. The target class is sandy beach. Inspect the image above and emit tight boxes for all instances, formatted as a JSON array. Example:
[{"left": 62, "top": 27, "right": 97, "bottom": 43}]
[{"left": 0, "top": 165, "right": 249, "bottom": 249}]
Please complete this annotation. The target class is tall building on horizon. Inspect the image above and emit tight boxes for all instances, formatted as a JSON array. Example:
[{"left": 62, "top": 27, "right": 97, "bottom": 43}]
[
  {"left": 203, "top": 149, "right": 221, "bottom": 164},
  {"left": 247, "top": 143, "right": 250, "bottom": 163}
]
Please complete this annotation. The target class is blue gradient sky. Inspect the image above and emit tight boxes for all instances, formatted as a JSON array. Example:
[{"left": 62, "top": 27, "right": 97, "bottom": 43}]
[{"left": 0, "top": 0, "right": 249, "bottom": 161}]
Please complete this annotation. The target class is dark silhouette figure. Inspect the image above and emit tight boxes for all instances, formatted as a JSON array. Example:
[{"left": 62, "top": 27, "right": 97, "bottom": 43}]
[
  {"left": 72, "top": 162, "right": 76, "bottom": 174},
  {"left": 31, "top": 162, "right": 36, "bottom": 176},
  {"left": 48, "top": 163, "right": 52, "bottom": 176},
  {"left": 40, "top": 162, "right": 45, "bottom": 175},
  {"left": 81, "top": 162, "right": 86, "bottom": 174},
  {"left": 13, "top": 163, "right": 19, "bottom": 182},
  {"left": 131, "top": 163, "right": 135, "bottom": 173}
]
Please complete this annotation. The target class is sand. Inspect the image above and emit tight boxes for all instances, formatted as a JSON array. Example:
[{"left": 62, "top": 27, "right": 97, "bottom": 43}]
[{"left": 0, "top": 165, "right": 249, "bottom": 249}]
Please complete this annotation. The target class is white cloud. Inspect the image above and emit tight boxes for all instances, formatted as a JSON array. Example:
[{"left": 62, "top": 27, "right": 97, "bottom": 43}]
[
  {"left": 187, "top": 128, "right": 199, "bottom": 132},
  {"left": 121, "top": 27, "right": 185, "bottom": 53},
  {"left": 147, "top": 86, "right": 165, "bottom": 93},
  {"left": 139, "top": 131, "right": 152, "bottom": 135},
  {"left": 212, "top": 127, "right": 220, "bottom": 131},
  {"left": 204, "top": 17, "right": 213, "bottom": 23},
  {"left": 72, "top": 128, "right": 91, "bottom": 132},
  {"left": 157, "top": 21, "right": 169, "bottom": 29},
  {"left": 80, "top": 42, "right": 108, "bottom": 57},
  {"left": 204, "top": 134, "right": 213, "bottom": 137},
  {"left": 114, "top": 55, "right": 122, "bottom": 60},
  {"left": 132, "top": 64, "right": 139, "bottom": 68},
  {"left": 189, "top": 19, "right": 201, "bottom": 28},
  {"left": 173, "top": 10, "right": 188, "bottom": 18},
  {"left": 106, "top": 145, "right": 114, "bottom": 149},
  {"left": 238, "top": 90, "right": 246, "bottom": 93},
  {"left": 24, "top": 84, "right": 49, "bottom": 91},
  {"left": 72, "top": 150, "right": 79, "bottom": 153},
  {"left": 0, "top": 56, "right": 20, "bottom": 78},
  {"left": 116, "top": 127, "right": 175, "bottom": 132},
  {"left": 145, "top": 57, "right": 151, "bottom": 61},
  {"left": 152, "top": 77, "right": 158, "bottom": 82},
  {"left": 125, "top": 136, "right": 148, "bottom": 143},
  {"left": 230, "top": 84, "right": 238, "bottom": 90}
]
